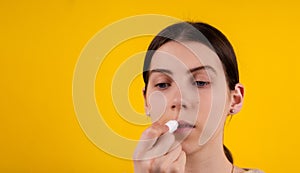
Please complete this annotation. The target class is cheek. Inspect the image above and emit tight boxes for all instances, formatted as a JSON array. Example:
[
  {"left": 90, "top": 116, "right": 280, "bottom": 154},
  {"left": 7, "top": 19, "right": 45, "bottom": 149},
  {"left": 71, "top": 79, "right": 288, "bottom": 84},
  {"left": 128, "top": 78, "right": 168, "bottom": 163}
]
[
  {"left": 147, "top": 91, "right": 167, "bottom": 122},
  {"left": 196, "top": 92, "right": 212, "bottom": 124},
  {"left": 198, "top": 87, "right": 228, "bottom": 145}
]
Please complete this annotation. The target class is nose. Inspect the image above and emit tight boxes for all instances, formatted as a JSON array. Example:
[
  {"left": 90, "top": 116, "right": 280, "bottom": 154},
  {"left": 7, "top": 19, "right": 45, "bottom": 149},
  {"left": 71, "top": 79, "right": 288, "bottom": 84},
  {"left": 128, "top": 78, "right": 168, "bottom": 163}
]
[
  {"left": 171, "top": 98, "right": 187, "bottom": 109},
  {"left": 170, "top": 87, "right": 188, "bottom": 111}
]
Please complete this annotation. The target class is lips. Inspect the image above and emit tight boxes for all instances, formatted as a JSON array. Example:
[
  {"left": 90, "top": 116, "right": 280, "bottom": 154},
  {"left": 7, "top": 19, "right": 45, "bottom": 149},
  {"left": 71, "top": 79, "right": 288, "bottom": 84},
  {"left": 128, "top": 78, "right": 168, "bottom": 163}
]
[
  {"left": 173, "top": 121, "right": 195, "bottom": 134},
  {"left": 177, "top": 120, "right": 196, "bottom": 128}
]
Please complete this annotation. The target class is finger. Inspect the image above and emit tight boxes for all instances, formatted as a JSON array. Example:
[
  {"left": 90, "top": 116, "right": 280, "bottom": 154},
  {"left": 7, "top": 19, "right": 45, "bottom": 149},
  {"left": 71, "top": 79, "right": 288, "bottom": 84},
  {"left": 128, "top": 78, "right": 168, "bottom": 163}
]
[
  {"left": 151, "top": 145, "right": 182, "bottom": 172},
  {"left": 134, "top": 123, "right": 170, "bottom": 160},
  {"left": 143, "top": 132, "right": 175, "bottom": 159},
  {"left": 145, "top": 122, "right": 170, "bottom": 139},
  {"left": 133, "top": 159, "right": 152, "bottom": 173},
  {"left": 169, "top": 141, "right": 181, "bottom": 152},
  {"left": 167, "top": 151, "right": 186, "bottom": 173},
  {"left": 141, "top": 122, "right": 169, "bottom": 148}
]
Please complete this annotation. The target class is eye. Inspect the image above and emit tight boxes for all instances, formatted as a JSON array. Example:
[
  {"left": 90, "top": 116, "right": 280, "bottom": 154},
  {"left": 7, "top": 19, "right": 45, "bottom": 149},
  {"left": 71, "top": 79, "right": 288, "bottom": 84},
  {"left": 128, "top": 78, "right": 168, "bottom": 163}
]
[
  {"left": 155, "top": 83, "right": 171, "bottom": 89},
  {"left": 193, "top": 81, "right": 210, "bottom": 87}
]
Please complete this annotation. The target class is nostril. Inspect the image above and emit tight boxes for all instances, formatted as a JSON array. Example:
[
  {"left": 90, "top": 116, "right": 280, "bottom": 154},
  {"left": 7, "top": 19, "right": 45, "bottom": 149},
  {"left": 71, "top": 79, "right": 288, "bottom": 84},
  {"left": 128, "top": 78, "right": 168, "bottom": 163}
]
[{"left": 171, "top": 104, "right": 187, "bottom": 109}]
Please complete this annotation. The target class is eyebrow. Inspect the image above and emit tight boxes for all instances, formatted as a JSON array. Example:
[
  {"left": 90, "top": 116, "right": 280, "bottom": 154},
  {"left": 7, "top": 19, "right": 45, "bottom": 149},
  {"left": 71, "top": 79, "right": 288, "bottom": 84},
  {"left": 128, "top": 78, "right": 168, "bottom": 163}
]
[
  {"left": 149, "top": 65, "right": 216, "bottom": 76},
  {"left": 149, "top": 68, "right": 173, "bottom": 75},
  {"left": 189, "top": 65, "right": 217, "bottom": 74}
]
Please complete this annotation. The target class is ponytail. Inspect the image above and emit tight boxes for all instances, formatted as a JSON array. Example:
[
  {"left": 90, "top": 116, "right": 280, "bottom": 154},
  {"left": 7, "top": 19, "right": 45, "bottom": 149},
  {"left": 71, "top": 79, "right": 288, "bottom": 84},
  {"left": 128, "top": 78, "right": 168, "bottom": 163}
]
[{"left": 223, "top": 145, "right": 233, "bottom": 163}]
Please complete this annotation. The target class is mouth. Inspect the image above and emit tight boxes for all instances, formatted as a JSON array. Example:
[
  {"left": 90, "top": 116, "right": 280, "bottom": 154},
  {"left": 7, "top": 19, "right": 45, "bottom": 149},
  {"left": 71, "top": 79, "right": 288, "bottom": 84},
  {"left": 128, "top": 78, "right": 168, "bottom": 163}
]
[
  {"left": 178, "top": 120, "right": 196, "bottom": 128},
  {"left": 177, "top": 120, "right": 196, "bottom": 129}
]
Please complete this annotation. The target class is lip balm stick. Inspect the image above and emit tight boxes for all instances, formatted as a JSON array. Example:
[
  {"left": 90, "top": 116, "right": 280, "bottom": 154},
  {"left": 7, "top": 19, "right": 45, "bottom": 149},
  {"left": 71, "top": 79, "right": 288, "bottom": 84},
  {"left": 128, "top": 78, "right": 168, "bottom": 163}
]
[{"left": 165, "top": 120, "right": 179, "bottom": 133}]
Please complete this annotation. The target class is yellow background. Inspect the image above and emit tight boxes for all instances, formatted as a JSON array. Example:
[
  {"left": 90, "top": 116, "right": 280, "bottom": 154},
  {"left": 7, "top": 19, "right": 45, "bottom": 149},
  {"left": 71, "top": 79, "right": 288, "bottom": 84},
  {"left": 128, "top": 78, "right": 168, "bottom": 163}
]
[{"left": 1, "top": 0, "right": 300, "bottom": 172}]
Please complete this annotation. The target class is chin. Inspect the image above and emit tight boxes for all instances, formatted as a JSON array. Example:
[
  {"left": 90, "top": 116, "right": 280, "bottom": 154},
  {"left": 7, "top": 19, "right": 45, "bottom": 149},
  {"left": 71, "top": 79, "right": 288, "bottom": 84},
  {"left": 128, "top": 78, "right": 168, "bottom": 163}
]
[
  {"left": 181, "top": 141, "right": 201, "bottom": 156},
  {"left": 175, "top": 133, "right": 201, "bottom": 155}
]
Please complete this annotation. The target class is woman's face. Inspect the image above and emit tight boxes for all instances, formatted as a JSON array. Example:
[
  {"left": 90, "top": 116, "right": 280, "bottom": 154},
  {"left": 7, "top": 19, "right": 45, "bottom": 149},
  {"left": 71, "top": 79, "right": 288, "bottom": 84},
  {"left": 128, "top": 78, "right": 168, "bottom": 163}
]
[{"left": 144, "top": 41, "right": 232, "bottom": 154}]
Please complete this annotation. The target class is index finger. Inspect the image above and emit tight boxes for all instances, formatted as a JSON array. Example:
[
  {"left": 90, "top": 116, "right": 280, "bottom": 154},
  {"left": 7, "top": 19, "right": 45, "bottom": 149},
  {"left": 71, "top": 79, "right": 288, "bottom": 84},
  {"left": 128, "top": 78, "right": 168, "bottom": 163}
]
[
  {"left": 133, "top": 122, "right": 174, "bottom": 160},
  {"left": 139, "top": 122, "right": 169, "bottom": 150}
]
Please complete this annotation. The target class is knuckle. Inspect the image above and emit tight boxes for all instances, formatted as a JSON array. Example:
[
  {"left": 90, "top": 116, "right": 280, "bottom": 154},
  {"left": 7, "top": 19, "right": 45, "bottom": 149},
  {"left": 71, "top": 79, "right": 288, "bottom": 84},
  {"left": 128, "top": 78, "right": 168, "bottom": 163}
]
[
  {"left": 160, "top": 162, "right": 169, "bottom": 172},
  {"left": 134, "top": 160, "right": 152, "bottom": 172},
  {"left": 151, "top": 159, "right": 160, "bottom": 169},
  {"left": 143, "top": 127, "right": 159, "bottom": 139},
  {"left": 151, "top": 159, "right": 165, "bottom": 173},
  {"left": 170, "top": 166, "right": 181, "bottom": 173},
  {"left": 169, "top": 163, "right": 184, "bottom": 173}
]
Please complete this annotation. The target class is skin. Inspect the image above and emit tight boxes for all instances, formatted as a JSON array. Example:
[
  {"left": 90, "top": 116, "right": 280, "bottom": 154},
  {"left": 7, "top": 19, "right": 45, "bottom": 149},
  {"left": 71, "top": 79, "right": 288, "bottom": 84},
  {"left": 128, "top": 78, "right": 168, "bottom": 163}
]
[{"left": 133, "top": 41, "right": 244, "bottom": 173}]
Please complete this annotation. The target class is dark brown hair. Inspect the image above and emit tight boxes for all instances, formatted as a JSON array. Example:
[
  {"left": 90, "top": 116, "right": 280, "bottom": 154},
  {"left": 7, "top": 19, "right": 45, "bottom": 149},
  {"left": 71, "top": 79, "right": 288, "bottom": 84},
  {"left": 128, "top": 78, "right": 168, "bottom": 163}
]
[{"left": 142, "top": 22, "right": 239, "bottom": 164}]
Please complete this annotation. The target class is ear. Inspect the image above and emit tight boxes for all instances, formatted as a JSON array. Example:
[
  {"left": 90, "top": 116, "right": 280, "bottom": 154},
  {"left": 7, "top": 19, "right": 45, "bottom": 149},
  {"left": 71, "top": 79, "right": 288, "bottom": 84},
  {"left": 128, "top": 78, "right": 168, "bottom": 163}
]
[
  {"left": 229, "top": 83, "right": 244, "bottom": 114},
  {"left": 143, "top": 87, "right": 150, "bottom": 115}
]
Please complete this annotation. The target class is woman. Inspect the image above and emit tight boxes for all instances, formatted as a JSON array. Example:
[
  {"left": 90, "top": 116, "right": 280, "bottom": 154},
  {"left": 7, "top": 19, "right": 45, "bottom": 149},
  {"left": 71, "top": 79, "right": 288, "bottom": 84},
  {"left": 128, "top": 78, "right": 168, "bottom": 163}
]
[{"left": 133, "top": 22, "right": 264, "bottom": 173}]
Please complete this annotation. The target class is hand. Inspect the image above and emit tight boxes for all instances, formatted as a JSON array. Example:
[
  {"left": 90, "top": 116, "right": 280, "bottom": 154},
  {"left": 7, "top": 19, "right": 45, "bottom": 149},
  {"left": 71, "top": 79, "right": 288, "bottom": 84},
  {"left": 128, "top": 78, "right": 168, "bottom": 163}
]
[{"left": 133, "top": 122, "right": 186, "bottom": 173}]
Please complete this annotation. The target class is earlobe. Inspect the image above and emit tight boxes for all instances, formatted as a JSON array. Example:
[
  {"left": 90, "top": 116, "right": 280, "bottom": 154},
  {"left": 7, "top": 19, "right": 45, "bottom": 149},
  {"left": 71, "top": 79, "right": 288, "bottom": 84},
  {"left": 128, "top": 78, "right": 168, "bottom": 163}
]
[{"left": 229, "top": 83, "right": 244, "bottom": 114}]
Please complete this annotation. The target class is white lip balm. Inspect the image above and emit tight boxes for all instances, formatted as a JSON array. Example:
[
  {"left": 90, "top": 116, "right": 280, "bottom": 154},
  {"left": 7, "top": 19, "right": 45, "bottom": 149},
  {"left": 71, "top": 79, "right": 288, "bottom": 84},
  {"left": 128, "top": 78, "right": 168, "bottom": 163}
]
[{"left": 165, "top": 120, "right": 179, "bottom": 133}]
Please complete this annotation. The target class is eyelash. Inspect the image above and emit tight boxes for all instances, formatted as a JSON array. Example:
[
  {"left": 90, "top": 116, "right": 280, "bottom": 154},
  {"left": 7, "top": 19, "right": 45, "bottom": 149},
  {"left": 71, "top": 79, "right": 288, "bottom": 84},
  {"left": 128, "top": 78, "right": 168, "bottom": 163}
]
[
  {"left": 155, "top": 83, "right": 171, "bottom": 89},
  {"left": 193, "top": 81, "right": 211, "bottom": 87},
  {"left": 154, "top": 81, "right": 210, "bottom": 90}
]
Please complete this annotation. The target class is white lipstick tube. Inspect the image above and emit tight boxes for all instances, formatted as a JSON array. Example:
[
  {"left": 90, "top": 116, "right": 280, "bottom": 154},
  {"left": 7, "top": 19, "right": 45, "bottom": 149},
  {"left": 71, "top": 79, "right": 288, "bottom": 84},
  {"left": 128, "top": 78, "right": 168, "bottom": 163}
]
[{"left": 165, "top": 120, "right": 179, "bottom": 133}]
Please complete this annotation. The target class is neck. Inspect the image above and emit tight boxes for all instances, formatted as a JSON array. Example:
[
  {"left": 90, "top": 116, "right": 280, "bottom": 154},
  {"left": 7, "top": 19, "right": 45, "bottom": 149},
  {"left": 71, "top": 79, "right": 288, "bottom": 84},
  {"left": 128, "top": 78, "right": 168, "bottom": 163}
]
[{"left": 184, "top": 131, "right": 233, "bottom": 173}]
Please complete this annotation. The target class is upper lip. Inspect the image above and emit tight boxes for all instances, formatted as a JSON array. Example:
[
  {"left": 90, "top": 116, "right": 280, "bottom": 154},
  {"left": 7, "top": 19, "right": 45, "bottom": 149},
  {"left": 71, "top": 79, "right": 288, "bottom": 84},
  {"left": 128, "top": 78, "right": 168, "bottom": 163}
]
[{"left": 177, "top": 120, "right": 196, "bottom": 128}]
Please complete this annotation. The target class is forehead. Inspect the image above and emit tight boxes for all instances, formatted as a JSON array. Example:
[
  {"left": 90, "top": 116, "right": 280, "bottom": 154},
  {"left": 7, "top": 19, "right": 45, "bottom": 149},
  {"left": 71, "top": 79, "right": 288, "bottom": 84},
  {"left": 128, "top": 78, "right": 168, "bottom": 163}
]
[{"left": 150, "top": 41, "right": 222, "bottom": 72}]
